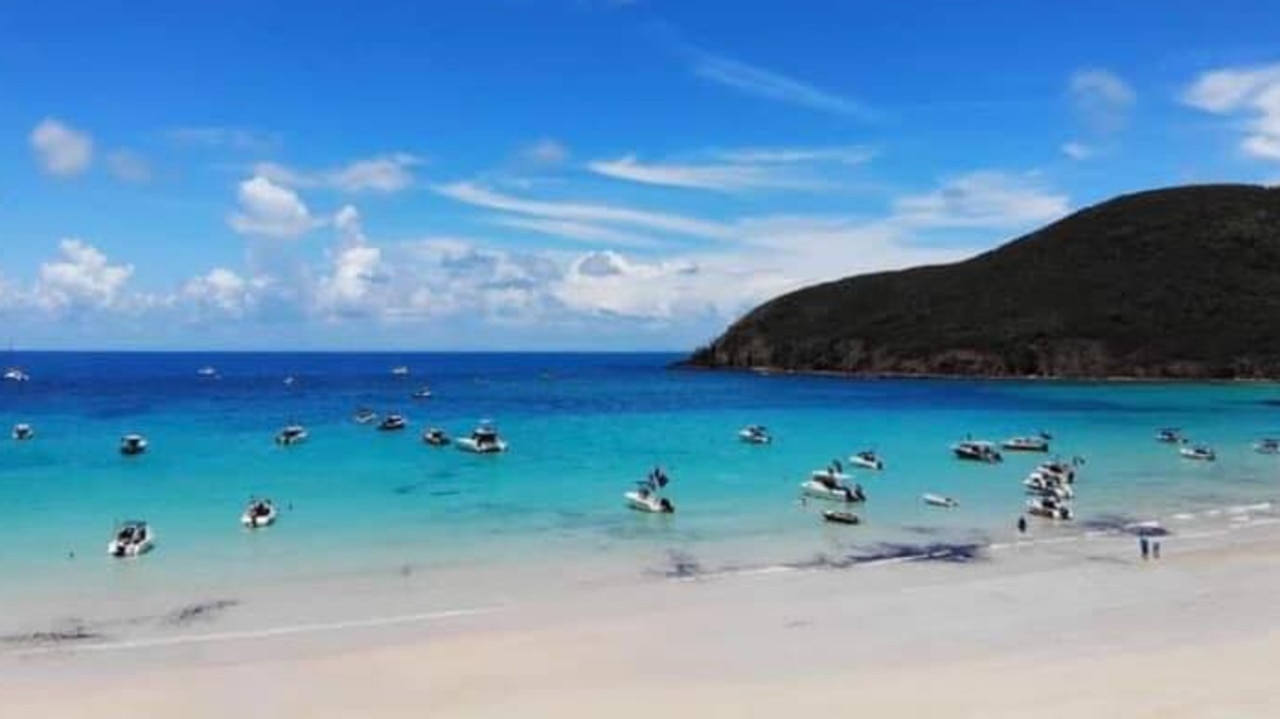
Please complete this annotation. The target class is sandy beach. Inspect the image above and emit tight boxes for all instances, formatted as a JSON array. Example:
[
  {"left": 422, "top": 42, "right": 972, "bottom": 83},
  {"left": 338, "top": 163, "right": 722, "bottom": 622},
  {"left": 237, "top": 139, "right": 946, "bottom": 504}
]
[{"left": 3, "top": 508, "right": 1279, "bottom": 718}]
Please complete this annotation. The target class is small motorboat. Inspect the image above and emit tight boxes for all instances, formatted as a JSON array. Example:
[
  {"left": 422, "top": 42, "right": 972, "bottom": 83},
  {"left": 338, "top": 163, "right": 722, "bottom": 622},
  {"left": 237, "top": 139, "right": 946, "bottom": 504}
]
[
  {"left": 1253, "top": 438, "right": 1280, "bottom": 455},
  {"left": 1002, "top": 436, "right": 1050, "bottom": 452},
  {"left": 353, "top": 408, "right": 378, "bottom": 425},
  {"left": 848, "top": 450, "right": 884, "bottom": 471},
  {"left": 391, "top": 366, "right": 410, "bottom": 377},
  {"left": 1180, "top": 445, "right": 1216, "bottom": 461},
  {"left": 456, "top": 421, "right": 508, "bottom": 454},
  {"left": 1155, "top": 427, "right": 1184, "bottom": 444},
  {"left": 11, "top": 423, "right": 34, "bottom": 441},
  {"left": 821, "top": 509, "right": 860, "bottom": 525},
  {"left": 283, "top": 375, "right": 297, "bottom": 386},
  {"left": 1026, "top": 497, "right": 1073, "bottom": 520},
  {"left": 378, "top": 414, "right": 408, "bottom": 432},
  {"left": 952, "top": 440, "right": 1002, "bottom": 463},
  {"left": 1023, "top": 475, "right": 1074, "bottom": 500},
  {"left": 422, "top": 428, "right": 451, "bottom": 446},
  {"left": 3, "top": 366, "right": 30, "bottom": 382},
  {"left": 922, "top": 493, "right": 959, "bottom": 508},
  {"left": 107, "top": 520, "right": 154, "bottom": 557},
  {"left": 241, "top": 499, "right": 278, "bottom": 529},
  {"left": 196, "top": 366, "right": 218, "bottom": 378},
  {"left": 625, "top": 467, "right": 674, "bottom": 513},
  {"left": 410, "top": 386, "right": 433, "bottom": 400},
  {"left": 800, "top": 467, "right": 866, "bottom": 503},
  {"left": 1036, "top": 460, "right": 1078, "bottom": 484},
  {"left": 738, "top": 425, "right": 772, "bottom": 444},
  {"left": 119, "top": 434, "right": 148, "bottom": 456},
  {"left": 275, "top": 424, "right": 308, "bottom": 446}
]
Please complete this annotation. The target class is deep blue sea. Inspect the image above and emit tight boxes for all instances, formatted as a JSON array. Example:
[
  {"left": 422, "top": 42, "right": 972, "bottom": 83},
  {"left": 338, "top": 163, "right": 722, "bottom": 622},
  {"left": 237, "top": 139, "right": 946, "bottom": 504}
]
[{"left": 2, "top": 352, "right": 1279, "bottom": 603}]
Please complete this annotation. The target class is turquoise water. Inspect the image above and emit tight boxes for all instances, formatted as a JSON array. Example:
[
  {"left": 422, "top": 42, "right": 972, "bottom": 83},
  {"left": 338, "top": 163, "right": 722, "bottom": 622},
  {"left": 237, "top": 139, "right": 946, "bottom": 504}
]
[{"left": 2, "top": 352, "right": 1279, "bottom": 601}]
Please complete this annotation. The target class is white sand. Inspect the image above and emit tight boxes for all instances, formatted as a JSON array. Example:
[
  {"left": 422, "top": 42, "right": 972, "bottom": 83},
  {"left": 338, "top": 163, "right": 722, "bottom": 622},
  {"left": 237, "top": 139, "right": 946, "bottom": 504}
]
[{"left": 4, "top": 517, "right": 1279, "bottom": 717}]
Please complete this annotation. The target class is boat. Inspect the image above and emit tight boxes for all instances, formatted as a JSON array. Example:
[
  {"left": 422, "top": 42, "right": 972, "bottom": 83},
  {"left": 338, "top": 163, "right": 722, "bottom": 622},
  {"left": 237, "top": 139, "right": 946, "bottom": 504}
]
[
  {"left": 1155, "top": 427, "right": 1184, "bottom": 444},
  {"left": 119, "top": 434, "right": 148, "bottom": 456},
  {"left": 848, "top": 450, "right": 884, "bottom": 470},
  {"left": 922, "top": 493, "right": 959, "bottom": 508},
  {"left": 1002, "top": 436, "right": 1050, "bottom": 452},
  {"left": 1180, "top": 445, "right": 1216, "bottom": 461},
  {"left": 391, "top": 366, "right": 410, "bottom": 377},
  {"left": 821, "top": 509, "right": 860, "bottom": 525},
  {"left": 1026, "top": 497, "right": 1073, "bottom": 520},
  {"left": 283, "top": 375, "right": 297, "bottom": 386},
  {"left": 1036, "top": 460, "right": 1078, "bottom": 484},
  {"left": 422, "top": 428, "right": 451, "bottom": 446},
  {"left": 353, "top": 408, "right": 378, "bottom": 425},
  {"left": 1254, "top": 438, "right": 1280, "bottom": 455},
  {"left": 11, "top": 423, "right": 34, "bottom": 441},
  {"left": 2, "top": 366, "right": 30, "bottom": 382},
  {"left": 1023, "top": 475, "right": 1074, "bottom": 500},
  {"left": 625, "top": 468, "right": 675, "bottom": 514},
  {"left": 275, "top": 424, "right": 308, "bottom": 446},
  {"left": 410, "top": 386, "right": 433, "bottom": 400},
  {"left": 952, "top": 440, "right": 1002, "bottom": 463},
  {"left": 738, "top": 425, "right": 772, "bottom": 444},
  {"left": 456, "top": 421, "right": 508, "bottom": 453},
  {"left": 240, "top": 499, "right": 278, "bottom": 529},
  {"left": 378, "top": 414, "right": 408, "bottom": 432},
  {"left": 107, "top": 520, "right": 154, "bottom": 557},
  {"left": 197, "top": 366, "right": 218, "bottom": 378},
  {"left": 801, "top": 466, "right": 866, "bottom": 503}
]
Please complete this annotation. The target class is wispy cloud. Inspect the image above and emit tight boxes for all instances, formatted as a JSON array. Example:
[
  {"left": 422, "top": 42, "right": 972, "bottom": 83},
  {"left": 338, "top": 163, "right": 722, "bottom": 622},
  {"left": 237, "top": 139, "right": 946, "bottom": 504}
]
[
  {"left": 715, "top": 145, "right": 875, "bottom": 165},
  {"left": 1182, "top": 63, "right": 1280, "bottom": 161},
  {"left": 254, "top": 154, "right": 422, "bottom": 194},
  {"left": 587, "top": 145, "right": 874, "bottom": 192},
  {"left": 434, "top": 182, "right": 735, "bottom": 241},
  {"left": 1069, "top": 68, "right": 1135, "bottom": 134},
  {"left": 490, "top": 216, "right": 661, "bottom": 248},
  {"left": 689, "top": 49, "right": 875, "bottom": 120},
  {"left": 892, "top": 171, "right": 1069, "bottom": 230},
  {"left": 167, "top": 126, "right": 279, "bottom": 152}
]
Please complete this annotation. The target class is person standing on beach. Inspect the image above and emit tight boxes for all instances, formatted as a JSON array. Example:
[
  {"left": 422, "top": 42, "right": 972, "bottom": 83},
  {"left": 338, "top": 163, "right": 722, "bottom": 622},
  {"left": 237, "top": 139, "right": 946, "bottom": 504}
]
[
  {"left": 1017, "top": 516, "right": 1027, "bottom": 534},
  {"left": 1140, "top": 536, "right": 1150, "bottom": 560},
  {"left": 1153, "top": 541, "right": 1162, "bottom": 560}
]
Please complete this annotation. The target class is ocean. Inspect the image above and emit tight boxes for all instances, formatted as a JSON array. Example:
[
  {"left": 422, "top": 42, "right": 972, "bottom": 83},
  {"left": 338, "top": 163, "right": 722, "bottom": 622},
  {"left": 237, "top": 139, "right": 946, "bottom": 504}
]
[{"left": 2, "top": 352, "right": 1278, "bottom": 611}]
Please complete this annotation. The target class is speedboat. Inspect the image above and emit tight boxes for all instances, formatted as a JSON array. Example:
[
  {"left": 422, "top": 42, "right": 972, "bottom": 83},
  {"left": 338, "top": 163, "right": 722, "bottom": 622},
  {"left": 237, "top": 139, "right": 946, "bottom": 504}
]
[
  {"left": 353, "top": 408, "right": 378, "bottom": 425},
  {"left": 107, "top": 520, "right": 154, "bottom": 557},
  {"left": 197, "top": 366, "right": 218, "bottom": 378},
  {"left": 801, "top": 469, "right": 866, "bottom": 503},
  {"left": 1036, "top": 460, "right": 1077, "bottom": 484},
  {"left": 1254, "top": 438, "right": 1280, "bottom": 455},
  {"left": 11, "top": 423, "right": 34, "bottom": 441},
  {"left": 241, "top": 499, "right": 278, "bottom": 529},
  {"left": 1180, "top": 445, "right": 1216, "bottom": 461},
  {"left": 952, "top": 440, "right": 1002, "bottom": 463},
  {"left": 738, "top": 425, "right": 772, "bottom": 444},
  {"left": 821, "top": 509, "right": 860, "bottom": 525},
  {"left": 456, "top": 422, "right": 508, "bottom": 453},
  {"left": 922, "top": 493, "right": 959, "bottom": 508},
  {"left": 848, "top": 450, "right": 884, "bottom": 470},
  {"left": 1002, "top": 436, "right": 1050, "bottom": 452},
  {"left": 625, "top": 468, "right": 674, "bottom": 513},
  {"left": 3, "top": 366, "right": 30, "bottom": 382},
  {"left": 391, "top": 366, "right": 410, "bottom": 377},
  {"left": 410, "top": 386, "right": 433, "bottom": 400},
  {"left": 283, "top": 375, "right": 297, "bottom": 386},
  {"left": 422, "top": 428, "right": 451, "bottom": 446},
  {"left": 1026, "top": 497, "right": 1073, "bottom": 520},
  {"left": 275, "top": 424, "right": 308, "bottom": 446},
  {"left": 378, "top": 414, "right": 408, "bottom": 432},
  {"left": 1023, "top": 475, "right": 1073, "bottom": 500},
  {"left": 119, "top": 434, "right": 148, "bottom": 456},
  {"left": 1155, "top": 427, "right": 1184, "bottom": 444}
]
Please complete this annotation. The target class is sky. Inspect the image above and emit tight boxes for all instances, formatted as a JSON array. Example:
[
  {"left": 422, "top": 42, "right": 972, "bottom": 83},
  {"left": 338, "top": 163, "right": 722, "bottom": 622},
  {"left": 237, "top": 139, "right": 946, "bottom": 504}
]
[{"left": 2, "top": 0, "right": 1279, "bottom": 350}]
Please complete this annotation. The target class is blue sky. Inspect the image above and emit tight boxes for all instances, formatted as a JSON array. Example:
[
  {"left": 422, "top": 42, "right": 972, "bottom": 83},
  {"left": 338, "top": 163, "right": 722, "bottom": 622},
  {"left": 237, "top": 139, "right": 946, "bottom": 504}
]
[{"left": 1, "top": 0, "right": 1278, "bottom": 350}]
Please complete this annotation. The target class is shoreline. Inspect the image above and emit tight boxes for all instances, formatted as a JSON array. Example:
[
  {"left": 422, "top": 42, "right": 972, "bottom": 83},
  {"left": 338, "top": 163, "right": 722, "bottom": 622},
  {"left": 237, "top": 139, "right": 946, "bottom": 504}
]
[{"left": 673, "top": 361, "right": 1280, "bottom": 385}]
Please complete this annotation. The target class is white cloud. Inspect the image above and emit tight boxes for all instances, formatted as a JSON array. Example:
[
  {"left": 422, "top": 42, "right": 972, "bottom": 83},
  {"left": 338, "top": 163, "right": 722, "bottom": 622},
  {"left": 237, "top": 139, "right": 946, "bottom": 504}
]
[
  {"left": 434, "top": 182, "right": 735, "bottom": 241},
  {"left": 166, "top": 126, "right": 278, "bottom": 151},
  {"left": 892, "top": 171, "right": 1070, "bottom": 230},
  {"left": 30, "top": 118, "right": 93, "bottom": 177},
  {"left": 228, "top": 175, "right": 322, "bottom": 239},
  {"left": 183, "top": 268, "right": 261, "bottom": 317},
  {"left": 1060, "top": 141, "right": 1095, "bottom": 161},
  {"left": 715, "top": 145, "right": 875, "bottom": 165},
  {"left": 520, "top": 139, "right": 569, "bottom": 166},
  {"left": 588, "top": 153, "right": 820, "bottom": 192},
  {"left": 491, "top": 216, "right": 660, "bottom": 248},
  {"left": 1182, "top": 63, "right": 1280, "bottom": 161},
  {"left": 691, "top": 49, "right": 875, "bottom": 120},
  {"left": 35, "top": 239, "right": 134, "bottom": 310},
  {"left": 254, "top": 153, "right": 421, "bottom": 193},
  {"left": 107, "top": 149, "right": 151, "bottom": 183},
  {"left": 1069, "top": 68, "right": 1136, "bottom": 134}
]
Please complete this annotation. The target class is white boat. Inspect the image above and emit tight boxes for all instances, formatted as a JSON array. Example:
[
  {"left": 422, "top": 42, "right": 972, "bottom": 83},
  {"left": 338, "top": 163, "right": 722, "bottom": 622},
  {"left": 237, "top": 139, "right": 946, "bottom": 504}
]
[
  {"left": 283, "top": 375, "right": 297, "bottom": 386},
  {"left": 391, "top": 366, "right": 410, "bottom": 377},
  {"left": 848, "top": 450, "right": 884, "bottom": 470},
  {"left": 353, "top": 408, "right": 378, "bottom": 425},
  {"left": 241, "top": 499, "right": 278, "bottom": 529},
  {"left": 119, "top": 434, "right": 148, "bottom": 456},
  {"left": 11, "top": 423, "right": 34, "bottom": 441},
  {"left": 2, "top": 366, "right": 30, "bottom": 382},
  {"left": 821, "top": 509, "right": 860, "bottom": 525},
  {"left": 952, "top": 440, "right": 1002, "bottom": 463},
  {"left": 422, "top": 428, "right": 451, "bottom": 446},
  {"left": 275, "top": 424, "right": 308, "bottom": 446},
  {"left": 1023, "top": 476, "right": 1074, "bottom": 500},
  {"left": 1026, "top": 498, "right": 1073, "bottom": 520},
  {"left": 922, "top": 493, "right": 959, "bottom": 508},
  {"left": 800, "top": 475, "right": 866, "bottom": 503},
  {"left": 197, "top": 366, "right": 218, "bottom": 378},
  {"left": 626, "top": 468, "right": 674, "bottom": 513},
  {"left": 1155, "top": 427, "right": 1183, "bottom": 444},
  {"left": 107, "top": 520, "right": 154, "bottom": 557},
  {"left": 411, "top": 386, "right": 433, "bottom": 400},
  {"left": 1002, "top": 436, "right": 1050, "bottom": 452},
  {"left": 1180, "top": 445, "right": 1216, "bottom": 461},
  {"left": 456, "top": 422, "right": 508, "bottom": 453},
  {"left": 738, "top": 425, "right": 772, "bottom": 444},
  {"left": 1036, "top": 460, "right": 1077, "bottom": 484},
  {"left": 1253, "top": 438, "right": 1280, "bottom": 455},
  {"left": 378, "top": 414, "right": 408, "bottom": 432}
]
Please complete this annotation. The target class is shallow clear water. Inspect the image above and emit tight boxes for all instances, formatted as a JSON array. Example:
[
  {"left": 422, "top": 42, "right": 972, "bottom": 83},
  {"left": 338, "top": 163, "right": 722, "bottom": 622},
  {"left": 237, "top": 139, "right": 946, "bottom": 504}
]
[{"left": 2, "top": 352, "right": 1278, "bottom": 602}]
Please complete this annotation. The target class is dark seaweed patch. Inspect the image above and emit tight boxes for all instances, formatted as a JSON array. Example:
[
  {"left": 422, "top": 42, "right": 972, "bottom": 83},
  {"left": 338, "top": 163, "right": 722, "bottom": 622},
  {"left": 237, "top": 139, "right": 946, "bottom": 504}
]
[
  {"left": 652, "top": 550, "right": 704, "bottom": 579},
  {"left": 787, "top": 542, "right": 985, "bottom": 570},
  {"left": 392, "top": 482, "right": 424, "bottom": 495},
  {"left": 1, "top": 619, "right": 101, "bottom": 646},
  {"left": 165, "top": 599, "right": 239, "bottom": 626}
]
